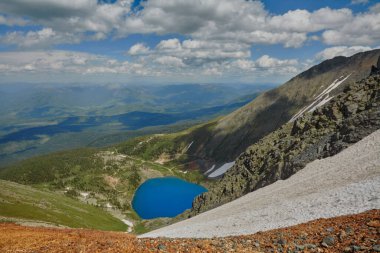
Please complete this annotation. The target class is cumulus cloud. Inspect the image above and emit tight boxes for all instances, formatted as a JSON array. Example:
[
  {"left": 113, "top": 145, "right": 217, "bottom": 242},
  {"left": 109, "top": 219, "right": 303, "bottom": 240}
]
[
  {"left": 154, "top": 56, "right": 185, "bottom": 67},
  {"left": 0, "top": 49, "right": 302, "bottom": 83},
  {"left": 315, "top": 46, "right": 374, "bottom": 60},
  {"left": 351, "top": 0, "right": 369, "bottom": 4},
  {"left": 129, "top": 38, "right": 251, "bottom": 71},
  {"left": 231, "top": 56, "right": 299, "bottom": 72},
  {"left": 322, "top": 10, "right": 380, "bottom": 46},
  {"left": 255, "top": 55, "right": 298, "bottom": 68},
  {"left": 0, "top": 50, "right": 145, "bottom": 75},
  {"left": 370, "top": 3, "right": 380, "bottom": 13},
  {"left": 122, "top": 0, "right": 308, "bottom": 47},
  {"left": 0, "top": 0, "right": 131, "bottom": 46},
  {"left": 0, "top": 28, "right": 82, "bottom": 49},
  {"left": 156, "top": 38, "right": 182, "bottom": 51},
  {"left": 0, "top": 14, "right": 28, "bottom": 26},
  {"left": 0, "top": 0, "right": 377, "bottom": 83},
  {"left": 1, "top": 0, "right": 378, "bottom": 49},
  {"left": 128, "top": 43, "right": 151, "bottom": 55},
  {"left": 269, "top": 8, "right": 353, "bottom": 33}
]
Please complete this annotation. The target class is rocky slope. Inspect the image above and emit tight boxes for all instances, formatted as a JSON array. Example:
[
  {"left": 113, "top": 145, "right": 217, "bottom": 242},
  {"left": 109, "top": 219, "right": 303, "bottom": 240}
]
[
  {"left": 1, "top": 210, "right": 379, "bottom": 252},
  {"left": 190, "top": 70, "right": 380, "bottom": 215}
]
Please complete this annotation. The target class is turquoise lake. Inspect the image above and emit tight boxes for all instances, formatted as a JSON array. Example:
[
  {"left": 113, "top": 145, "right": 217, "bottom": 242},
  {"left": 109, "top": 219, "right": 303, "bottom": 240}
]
[{"left": 132, "top": 177, "right": 207, "bottom": 219}]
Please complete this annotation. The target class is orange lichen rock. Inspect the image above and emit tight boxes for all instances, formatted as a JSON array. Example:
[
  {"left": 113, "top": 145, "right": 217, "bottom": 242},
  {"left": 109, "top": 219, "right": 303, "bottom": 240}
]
[{"left": 0, "top": 210, "right": 379, "bottom": 253}]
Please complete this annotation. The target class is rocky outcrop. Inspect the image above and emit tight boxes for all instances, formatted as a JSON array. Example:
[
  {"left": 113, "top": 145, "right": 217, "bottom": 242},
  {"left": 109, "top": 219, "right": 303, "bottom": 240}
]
[{"left": 190, "top": 72, "right": 380, "bottom": 215}]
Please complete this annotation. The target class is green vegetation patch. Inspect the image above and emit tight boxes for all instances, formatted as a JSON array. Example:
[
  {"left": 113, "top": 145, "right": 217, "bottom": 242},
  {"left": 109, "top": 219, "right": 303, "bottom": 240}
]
[{"left": 0, "top": 180, "right": 128, "bottom": 231}]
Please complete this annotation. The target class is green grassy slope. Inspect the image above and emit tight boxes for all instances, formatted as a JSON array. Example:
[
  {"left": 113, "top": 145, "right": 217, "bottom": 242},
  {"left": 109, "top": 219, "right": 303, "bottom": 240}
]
[{"left": 0, "top": 179, "right": 128, "bottom": 231}]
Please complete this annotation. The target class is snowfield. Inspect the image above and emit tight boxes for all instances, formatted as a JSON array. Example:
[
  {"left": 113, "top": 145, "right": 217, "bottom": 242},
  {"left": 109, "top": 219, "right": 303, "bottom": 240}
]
[
  {"left": 141, "top": 129, "right": 380, "bottom": 238},
  {"left": 207, "top": 162, "right": 235, "bottom": 178}
]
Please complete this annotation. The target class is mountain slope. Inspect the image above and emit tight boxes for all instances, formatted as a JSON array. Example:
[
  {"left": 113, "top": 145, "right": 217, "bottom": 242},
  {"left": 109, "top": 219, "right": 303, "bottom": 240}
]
[
  {"left": 180, "top": 49, "right": 380, "bottom": 167},
  {"left": 189, "top": 70, "right": 380, "bottom": 215},
  {"left": 141, "top": 129, "right": 380, "bottom": 238},
  {"left": 0, "top": 180, "right": 128, "bottom": 231}
]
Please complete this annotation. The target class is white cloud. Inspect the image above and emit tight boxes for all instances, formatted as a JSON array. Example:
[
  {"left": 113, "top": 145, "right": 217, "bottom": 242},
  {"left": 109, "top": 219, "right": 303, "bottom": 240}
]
[
  {"left": 268, "top": 8, "right": 353, "bottom": 33},
  {"left": 322, "top": 10, "right": 380, "bottom": 46},
  {"left": 0, "top": 15, "right": 28, "bottom": 26},
  {"left": 0, "top": 0, "right": 131, "bottom": 46},
  {"left": 156, "top": 38, "right": 182, "bottom": 51},
  {"left": 351, "top": 0, "right": 369, "bottom": 4},
  {"left": 315, "top": 46, "right": 374, "bottom": 60},
  {"left": 0, "top": 0, "right": 377, "bottom": 83},
  {"left": 0, "top": 49, "right": 303, "bottom": 84},
  {"left": 0, "top": 50, "right": 147, "bottom": 76},
  {"left": 0, "top": 0, "right": 378, "bottom": 49},
  {"left": 121, "top": 0, "right": 310, "bottom": 48},
  {"left": 128, "top": 43, "right": 150, "bottom": 55},
  {"left": 255, "top": 55, "right": 298, "bottom": 68},
  {"left": 120, "top": 1, "right": 360, "bottom": 49},
  {"left": 0, "top": 28, "right": 81, "bottom": 48},
  {"left": 370, "top": 3, "right": 380, "bottom": 13},
  {"left": 154, "top": 56, "right": 185, "bottom": 67},
  {"left": 0, "top": 51, "right": 103, "bottom": 72}
]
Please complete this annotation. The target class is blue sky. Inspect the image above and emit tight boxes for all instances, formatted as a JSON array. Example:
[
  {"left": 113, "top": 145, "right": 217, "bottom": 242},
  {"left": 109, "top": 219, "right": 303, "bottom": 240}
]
[{"left": 0, "top": 0, "right": 379, "bottom": 84}]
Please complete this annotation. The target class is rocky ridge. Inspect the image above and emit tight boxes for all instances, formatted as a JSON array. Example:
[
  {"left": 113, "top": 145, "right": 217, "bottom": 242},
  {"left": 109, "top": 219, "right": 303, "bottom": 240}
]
[{"left": 190, "top": 70, "right": 380, "bottom": 215}]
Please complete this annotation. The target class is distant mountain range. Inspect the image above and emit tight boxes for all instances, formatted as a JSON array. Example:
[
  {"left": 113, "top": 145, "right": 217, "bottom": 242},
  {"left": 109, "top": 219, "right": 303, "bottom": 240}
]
[{"left": 0, "top": 83, "right": 270, "bottom": 165}]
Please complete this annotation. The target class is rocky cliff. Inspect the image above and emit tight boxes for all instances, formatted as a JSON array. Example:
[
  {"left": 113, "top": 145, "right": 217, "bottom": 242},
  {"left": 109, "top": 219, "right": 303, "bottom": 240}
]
[{"left": 190, "top": 69, "right": 380, "bottom": 215}]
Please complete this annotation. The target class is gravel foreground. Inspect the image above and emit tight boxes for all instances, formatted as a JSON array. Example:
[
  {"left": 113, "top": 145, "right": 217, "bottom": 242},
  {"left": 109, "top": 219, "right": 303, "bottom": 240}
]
[
  {"left": 0, "top": 210, "right": 379, "bottom": 252},
  {"left": 142, "top": 130, "right": 380, "bottom": 238}
]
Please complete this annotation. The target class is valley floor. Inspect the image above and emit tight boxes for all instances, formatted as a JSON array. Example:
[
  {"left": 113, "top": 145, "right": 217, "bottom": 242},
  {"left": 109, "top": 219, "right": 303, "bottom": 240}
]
[
  {"left": 142, "top": 130, "right": 380, "bottom": 238},
  {"left": 0, "top": 210, "right": 378, "bottom": 252}
]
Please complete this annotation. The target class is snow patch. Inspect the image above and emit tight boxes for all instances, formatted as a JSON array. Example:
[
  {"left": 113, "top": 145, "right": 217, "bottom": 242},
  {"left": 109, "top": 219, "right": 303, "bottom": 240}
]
[
  {"left": 290, "top": 74, "right": 351, "bottom": 122},
  {"left": 307, "top": 96, "right": 333, "bottom": 113},
  {"left": 315, "top": 74, "right": 351, "bottom": 101},
  {"left": 208, "top": 162, "right": 235, "bottom": 178}
]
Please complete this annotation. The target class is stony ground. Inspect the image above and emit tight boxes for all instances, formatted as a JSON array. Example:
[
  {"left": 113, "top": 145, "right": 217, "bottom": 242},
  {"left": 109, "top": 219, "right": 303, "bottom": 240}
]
[{"left": 0, "top": 210, "right": 379, "bottom": 253}]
